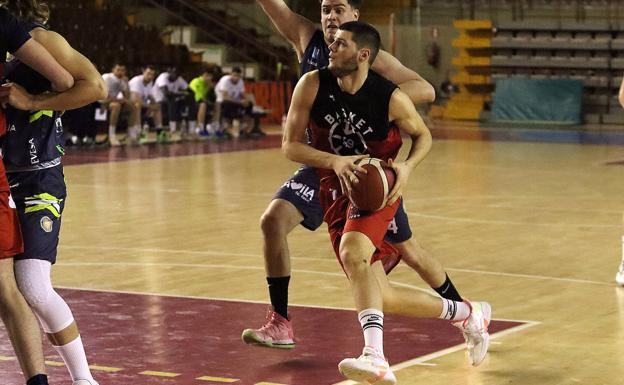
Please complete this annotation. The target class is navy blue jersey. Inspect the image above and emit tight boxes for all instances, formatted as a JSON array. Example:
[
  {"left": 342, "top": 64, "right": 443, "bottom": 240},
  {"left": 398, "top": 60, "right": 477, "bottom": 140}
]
[
  {"left": 0, "top": 8, "right": 32, "bottom": 140},
  {"left": 2, "top": 22, "right": 64, "bottom": 171},
  {"left": 300, "top": 29, "right": 330, "bottom": 75},
  {"left": 0, "top": 8, "right": 31, "bottom": 58}
]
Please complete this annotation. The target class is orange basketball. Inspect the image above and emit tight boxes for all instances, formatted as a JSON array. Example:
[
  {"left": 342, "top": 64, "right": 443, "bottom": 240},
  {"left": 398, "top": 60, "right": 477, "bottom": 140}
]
[{"left": 349, "top": 158, "right": 396, "bottom": 211}]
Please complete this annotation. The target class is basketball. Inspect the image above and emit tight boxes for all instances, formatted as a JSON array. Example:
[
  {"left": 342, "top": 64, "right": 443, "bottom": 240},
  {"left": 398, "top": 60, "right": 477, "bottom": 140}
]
[{"left": 349, "top": 158, "right": 396, "bottom": 211}]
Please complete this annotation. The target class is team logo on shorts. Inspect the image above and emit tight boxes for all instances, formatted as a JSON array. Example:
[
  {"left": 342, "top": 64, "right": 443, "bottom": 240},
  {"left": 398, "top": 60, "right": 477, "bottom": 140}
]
[
  {"left": 283, "top": 180, "right": 315, "bottom": 203},
  {"left": 40, "top": 216, "right": 53, "bottom": 233}
]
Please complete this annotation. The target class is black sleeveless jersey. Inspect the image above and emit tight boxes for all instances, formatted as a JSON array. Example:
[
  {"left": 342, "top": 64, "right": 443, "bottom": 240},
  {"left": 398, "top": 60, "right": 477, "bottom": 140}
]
[
  {"left": 2, "top": 22, "right": 64, "bottom": 171},
  {"left": 300, "top": 29, "right": 330, "bottom": 75},
  {"left": 308, "top": 68, "right": 402, "bottom": 179},
  {"left": 0, "top": 8, "right": 31, "bottom": 139}
]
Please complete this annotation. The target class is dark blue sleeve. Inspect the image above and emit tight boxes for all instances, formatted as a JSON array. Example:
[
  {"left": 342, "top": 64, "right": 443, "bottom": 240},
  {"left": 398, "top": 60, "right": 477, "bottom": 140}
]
[{"left": 0, "top": 8, "right": 31, "bottom": 54}]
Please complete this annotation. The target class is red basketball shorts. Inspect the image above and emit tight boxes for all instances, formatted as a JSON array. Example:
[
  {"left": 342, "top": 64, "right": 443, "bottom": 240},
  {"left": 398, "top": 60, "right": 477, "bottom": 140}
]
[
  {"left": 320, "top": 175, "right": 401, "bottom": 274},
  {"left": 0, "top": 160, "right": 23, "bottom": 259}
]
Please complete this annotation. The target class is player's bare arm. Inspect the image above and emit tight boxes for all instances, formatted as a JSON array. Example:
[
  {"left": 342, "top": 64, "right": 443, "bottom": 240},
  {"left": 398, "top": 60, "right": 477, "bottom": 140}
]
[
  {"left": 1, "top": 29, "right": 106, "bottom": 111},
  {"left": 282, "top": 71, "right": 366, "bottom": 194},
  {"left": 12, "top": 37, "right": 74, "bottom": 92},
  {"left": 372, "top": 50, "right": 435, "bottom": 105},
  {"left": 619, "top": 75, "right": 624, "bottom": 108},
  {"left": 256, "top": 0, "right": 316, "bottom": 60},
  {"left": 386, "top": 88, "right": 433, "bottom": 205}
]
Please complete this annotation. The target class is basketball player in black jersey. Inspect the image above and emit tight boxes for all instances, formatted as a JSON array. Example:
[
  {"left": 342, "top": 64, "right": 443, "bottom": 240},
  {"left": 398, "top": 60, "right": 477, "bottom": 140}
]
[
  {"left": 282, "top": 22, "right": 491, "bottom": 383},
  {"left": 244, "top": 0, "right": 471, "bottom": 361},
  {"left": 0, "top": 2, "right": 106, "bottom": 385}
]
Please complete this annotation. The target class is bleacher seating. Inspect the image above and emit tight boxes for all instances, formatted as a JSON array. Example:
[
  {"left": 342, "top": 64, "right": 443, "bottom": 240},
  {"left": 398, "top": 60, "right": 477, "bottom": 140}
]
[{"left": 47, "top": 0, "right": 193, "bottom": 75}]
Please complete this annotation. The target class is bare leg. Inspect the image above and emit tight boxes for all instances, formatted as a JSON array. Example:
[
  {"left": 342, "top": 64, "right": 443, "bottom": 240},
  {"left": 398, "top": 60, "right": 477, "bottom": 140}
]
[
  {"left": 0, "top": 258, "right": 46, "bottom": 380},
  {"left": 240, "top": 199, "right": 304, "bottom": 347},
  {"left": 108, "top": 102, "right": 121, "bottom": 128},
  {"left": 394, "top": 238, "right": 446, "bottom": 288},
  {"left": 372, "top": 261, "right": 442, "bottom": 317},
  {"left": 339, "top": 232, "right": 382, "bottom": 311},
  {"left": 197, "top": 102, "right": 206, "bottom": 128},
  {"left": 107, "top": 102, "right": 121, "bottom": 145},
  {"left": 260, "top": 198, "right": 303, "bottom": 277}
]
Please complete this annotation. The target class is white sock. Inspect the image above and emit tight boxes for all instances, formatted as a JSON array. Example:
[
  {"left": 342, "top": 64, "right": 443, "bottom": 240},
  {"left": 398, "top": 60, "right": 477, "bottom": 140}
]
[
  {"left": 189, "top": 120, "right": 198, "bottom": 134},
  {"left": 108, "top": 125, "right": 116, "bottom": 138},
  {"left": 358, "top": 309, "right": 384, "bottom": 356},
  {"left": 169, "top": 121, "right": 177, "bottom": 132},
  {"left": 54, "top": 335, "right": 94, "bottom": 382},
  {"left": 440, "top": 298, "right": 471, "bottom": 321}
]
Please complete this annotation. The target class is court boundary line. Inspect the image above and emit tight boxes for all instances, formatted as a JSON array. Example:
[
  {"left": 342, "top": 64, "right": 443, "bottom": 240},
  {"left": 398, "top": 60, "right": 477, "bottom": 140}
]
[
  {"left": 56, "top": 246, "right": 615, "bottom": 286},
  {"left": 53, "top": 285, "right": 538, "bottom": 385},
  {"left": 54, "top": 285, "right": 538, "bottom": 325}
]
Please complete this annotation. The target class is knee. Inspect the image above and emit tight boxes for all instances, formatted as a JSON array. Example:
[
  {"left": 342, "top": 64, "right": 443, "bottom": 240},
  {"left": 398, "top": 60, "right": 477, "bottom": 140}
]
[
  {"left": 14, "top": 261, "right": 53, "bottom": 310},
  {"left": 260, "top": 206, "right": 288, "bottom": 237},
  {"left": 339, "top": 248, "right": 368, "bottom": 277},
  {"left": 16, "top": 277, "right": 51, "bottom": 310}
]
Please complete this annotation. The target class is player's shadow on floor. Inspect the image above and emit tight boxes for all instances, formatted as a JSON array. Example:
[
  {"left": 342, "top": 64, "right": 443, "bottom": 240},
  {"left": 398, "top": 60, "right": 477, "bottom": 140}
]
[{"left": 265, "top": 357, "right": 329, "bottom": 370}]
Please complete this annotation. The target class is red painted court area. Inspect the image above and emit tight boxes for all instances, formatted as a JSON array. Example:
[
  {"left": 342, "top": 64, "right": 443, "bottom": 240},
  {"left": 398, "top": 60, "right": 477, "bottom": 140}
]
[{"left": 0, "top": 289, "right": 524, "bottom": 385}]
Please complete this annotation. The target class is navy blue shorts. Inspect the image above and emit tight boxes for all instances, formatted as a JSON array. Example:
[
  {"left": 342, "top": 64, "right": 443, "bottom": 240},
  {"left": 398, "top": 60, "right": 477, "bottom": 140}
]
[
  {"left": 273, "top": 166, "right": 412, "bottom": 243},
  {"left": 6, "top": 165, "right": 66, "bottom": 264}
]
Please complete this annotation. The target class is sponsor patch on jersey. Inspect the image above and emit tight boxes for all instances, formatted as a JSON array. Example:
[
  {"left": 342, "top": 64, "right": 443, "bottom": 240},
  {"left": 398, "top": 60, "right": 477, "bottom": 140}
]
[{"left": 40, "top": 216, "right": 53, "bottom": 233}]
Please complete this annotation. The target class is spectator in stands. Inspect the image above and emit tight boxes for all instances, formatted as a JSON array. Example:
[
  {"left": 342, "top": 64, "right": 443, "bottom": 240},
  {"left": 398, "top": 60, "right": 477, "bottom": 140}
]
[
  {"left": 189, "top": 66, "right": 216, "bottom": 137},
  {"left": 439, "top": 70, "right": 458, "bottom": 101},
  {"left": 153, "top": 66, "right": 196, "bottom": 142},
  {"left": 215, "top": 66, "right": 253, "bottom": 138},
  {"left": 129, "top": 65, "right": 162, "bottom": 143},
  {"left": 101, "top": 63, "right": 140, "bottom": 146}
]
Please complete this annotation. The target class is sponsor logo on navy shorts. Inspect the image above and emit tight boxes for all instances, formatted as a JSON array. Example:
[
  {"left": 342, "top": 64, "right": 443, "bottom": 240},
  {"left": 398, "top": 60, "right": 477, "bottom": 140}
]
[{"left": 282, "top": 179, "right": 316, "bottom": 203}]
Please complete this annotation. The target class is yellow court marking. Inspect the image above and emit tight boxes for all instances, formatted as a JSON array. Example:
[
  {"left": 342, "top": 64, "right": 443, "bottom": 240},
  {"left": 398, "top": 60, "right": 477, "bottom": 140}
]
[
  {"left": 255, "top": 383, "right": 288, "bottom": 385},
  {"left": 45, "top": 360, "right": 66, "bottom": 367},
  {"left": 197, "top": 376, "right": 240, "bottom": 382},
  {"left": 0, "top": 356, "right": 16, "bottom": 361},
  {"left": 140, "top": 371, "right": 181, "bottom": 377},
  {"left": 89, "top": 365, "right": 124, "bottom": 372}
]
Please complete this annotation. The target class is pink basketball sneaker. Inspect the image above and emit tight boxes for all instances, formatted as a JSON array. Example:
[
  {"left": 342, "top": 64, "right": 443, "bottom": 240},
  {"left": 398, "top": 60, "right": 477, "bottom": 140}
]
[{"left": 241, "top": 309, "right": 295, "bottom": 349}]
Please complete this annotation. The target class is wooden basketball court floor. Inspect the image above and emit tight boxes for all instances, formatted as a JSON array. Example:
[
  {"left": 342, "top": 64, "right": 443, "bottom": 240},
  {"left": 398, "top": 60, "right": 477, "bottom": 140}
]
[{"left": 1, "top": 129, "right": 624, "bottom": 385}]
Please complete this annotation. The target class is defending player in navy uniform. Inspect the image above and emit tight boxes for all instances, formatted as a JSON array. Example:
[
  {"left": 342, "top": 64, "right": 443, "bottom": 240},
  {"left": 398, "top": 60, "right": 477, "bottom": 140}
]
[
  {"left": 244, "top": 0, "right": 470, "bottom": 356},
  {"left": 0, "top": 5, "right": 75, "bottom": 385},
  {"left": 0, "top": 2, "right": 106, "bottom": 384},
  {"left": 281, "top": 22, "right": 492, "bottom": 383}
]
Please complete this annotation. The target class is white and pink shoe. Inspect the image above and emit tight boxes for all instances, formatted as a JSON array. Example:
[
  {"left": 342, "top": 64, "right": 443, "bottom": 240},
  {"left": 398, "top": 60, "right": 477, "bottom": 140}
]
[
  {"left": 452, "top": 300, "right": 491, "bottom": 366},
  {"left": 241, "top": 309, "right": 295, "bottom": 349},
  {"left": 338, "top": 346, "right": 396, "bottom": 385}
]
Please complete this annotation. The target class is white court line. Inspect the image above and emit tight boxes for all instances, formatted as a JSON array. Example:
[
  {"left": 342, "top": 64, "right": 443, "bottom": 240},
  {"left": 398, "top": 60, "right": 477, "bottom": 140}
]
[
  {"left": 404, "top": 194, "right": 618, "bottom": 202},
  {"left": 445, "top": 267, "right": 612, "bottom": 286},
  {"left": 405, "top": 211, "right": 620, "bottom": 228},
  {"left": 54, "top": 284, "right": 538, "bottom": 326},
  {"left": 69, "top": 183, "right": 275, "bottom": 197},
  {"left": 55, "top": 261, "right": 435, "bottom": 295},
  {"left": 57, "top": 245, "right": 613, "bottom": 286}
]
